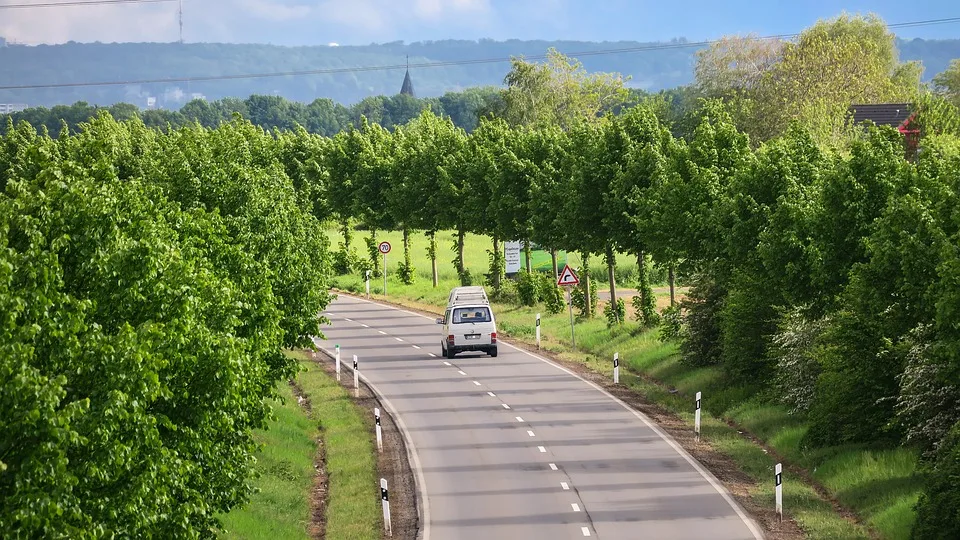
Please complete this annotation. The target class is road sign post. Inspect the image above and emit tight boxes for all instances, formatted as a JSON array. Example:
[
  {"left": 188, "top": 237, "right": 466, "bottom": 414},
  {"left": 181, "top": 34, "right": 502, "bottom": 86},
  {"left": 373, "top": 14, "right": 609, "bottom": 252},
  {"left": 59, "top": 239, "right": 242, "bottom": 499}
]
[
  {"left": 375, "top": 407, "right": 382, "bottom": 453},
  {"left": 378, "top": 242, "right": 391, "bottom": 296},
  {"left": 614, "top": 352, "right": 619, "bottom": 384},
  {"left": 775, "top": 463, "right": 783, "bottom": 522},
  {"left": 536, "top": 313, "right": 541, "bottom": 350},
  {"left": 695, "top": 391, "right": 702, "bottom": 442},
  {"left": 557, "top": 265, "right": 580, "bottom": 350},
  {"left": 380, "top": 478, "right": 392, "bottom": 536},
  {"left": 353, "top": 354, "right": 359, "bottom": 398}
]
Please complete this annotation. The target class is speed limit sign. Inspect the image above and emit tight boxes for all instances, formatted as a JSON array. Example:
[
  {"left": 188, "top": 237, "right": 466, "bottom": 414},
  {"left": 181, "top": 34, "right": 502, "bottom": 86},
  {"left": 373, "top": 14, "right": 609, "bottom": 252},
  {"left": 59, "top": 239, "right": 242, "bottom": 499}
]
[{"left": 378, "top": 241, "right": 391, "bottom": 254}]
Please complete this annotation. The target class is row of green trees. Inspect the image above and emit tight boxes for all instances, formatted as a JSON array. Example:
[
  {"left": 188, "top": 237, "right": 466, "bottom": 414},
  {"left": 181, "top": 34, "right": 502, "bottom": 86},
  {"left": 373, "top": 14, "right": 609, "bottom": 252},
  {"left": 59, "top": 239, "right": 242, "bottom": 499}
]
[
  {"left": 286, "top": 90, "right": 960, "bottom": 536},
  {"left": 0, "top": 113, "right": 332, "bottom": 535}
]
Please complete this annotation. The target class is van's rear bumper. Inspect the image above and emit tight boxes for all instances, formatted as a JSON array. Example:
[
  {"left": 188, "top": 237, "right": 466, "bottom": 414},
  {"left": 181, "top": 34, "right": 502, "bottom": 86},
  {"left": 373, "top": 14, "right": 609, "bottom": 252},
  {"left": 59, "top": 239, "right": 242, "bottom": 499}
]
[{"left": 452, "top": 344, "right": 496, "bottom": 353}]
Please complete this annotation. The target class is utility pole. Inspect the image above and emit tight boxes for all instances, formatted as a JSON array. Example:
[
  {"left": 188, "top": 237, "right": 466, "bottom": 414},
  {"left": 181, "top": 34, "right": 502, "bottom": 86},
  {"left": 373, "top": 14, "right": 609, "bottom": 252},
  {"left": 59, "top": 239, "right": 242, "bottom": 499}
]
[{"left": 178, "top": 0, "right": 183, "bottom": 44}]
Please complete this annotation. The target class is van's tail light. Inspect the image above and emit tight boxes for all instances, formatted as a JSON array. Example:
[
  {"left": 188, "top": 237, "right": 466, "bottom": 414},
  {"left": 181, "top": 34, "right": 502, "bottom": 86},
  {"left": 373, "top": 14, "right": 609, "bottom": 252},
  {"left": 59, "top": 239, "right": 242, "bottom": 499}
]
[
  {"left": 447, "top": 334, "right": 455, "bottom": 344},
  {"left": 491, "top": 332, "right": 497, "bottom": 343}
]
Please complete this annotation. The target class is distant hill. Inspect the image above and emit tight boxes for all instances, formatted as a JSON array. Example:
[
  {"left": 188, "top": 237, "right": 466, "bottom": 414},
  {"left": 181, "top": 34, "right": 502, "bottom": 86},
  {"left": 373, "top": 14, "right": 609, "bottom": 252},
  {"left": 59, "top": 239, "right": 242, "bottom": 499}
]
[{"left": 1, "top": 37, "right": 958, "bottom": 109}]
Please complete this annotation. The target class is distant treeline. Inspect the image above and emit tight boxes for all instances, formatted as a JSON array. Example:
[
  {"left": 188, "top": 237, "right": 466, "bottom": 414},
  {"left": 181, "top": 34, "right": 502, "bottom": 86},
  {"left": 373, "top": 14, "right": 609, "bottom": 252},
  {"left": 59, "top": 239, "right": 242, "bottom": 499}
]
[{"left": 0, "top": 85, "right": 678, "bottom": 137}]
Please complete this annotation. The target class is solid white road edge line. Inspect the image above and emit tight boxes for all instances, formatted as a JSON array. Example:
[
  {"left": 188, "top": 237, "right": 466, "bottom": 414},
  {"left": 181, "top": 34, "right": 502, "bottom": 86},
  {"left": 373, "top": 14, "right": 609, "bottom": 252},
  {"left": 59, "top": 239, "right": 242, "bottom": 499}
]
[
  {"left": 315, "top": 345, "right": 430, "bottom": 540},
  {"left": 338, "top": 293, "right": 765, "bottom": 540}
]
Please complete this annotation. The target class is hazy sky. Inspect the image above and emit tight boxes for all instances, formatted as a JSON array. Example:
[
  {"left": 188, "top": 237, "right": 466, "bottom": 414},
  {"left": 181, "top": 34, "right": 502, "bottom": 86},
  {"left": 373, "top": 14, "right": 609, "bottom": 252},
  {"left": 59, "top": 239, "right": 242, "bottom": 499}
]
[{"left": 1, "top": 0, "right": 957, "bottom": 46}]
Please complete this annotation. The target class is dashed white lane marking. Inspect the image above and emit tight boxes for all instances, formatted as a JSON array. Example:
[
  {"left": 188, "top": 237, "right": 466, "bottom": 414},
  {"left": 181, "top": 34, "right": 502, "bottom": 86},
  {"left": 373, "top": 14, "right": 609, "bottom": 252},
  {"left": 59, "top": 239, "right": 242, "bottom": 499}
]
[
  {"left": 549, "top": 463, "right": 558, "bottom": 471},
  {"left": 395, "top": 337, "right": 404, "bottom": 342},
  {"left": 527, "top": 430, "right": 535, "bottom": 437},
  {"left": 428, "top": 353, "right": 436, "bottom": 357},
  {"left": 345, "top": 318, "right": 353, "bottom": 322},
  {"left": 515, "top": 416, "right": 524, "bottom": 422},
  {"left": 502, "top": 404, "right": 511, "bottom": 409},
  {"left": 361, "top": 324, "right": 370, "bottom": 328},
  {"left": 473, "top": 381, "right": 481, "bottom": 386},
  {"left": 378, "top": 330, "right": 387, "bottom": 335},
  {"left": 487, "top": 391, "right": 496, "bottom": 397},
  {"left": 561, "top": 482, "right": 569, "bottom": 490},
  {"left": 458, "top": 370, "right": 467, "bottom": 376},
  {"left": 443, "top": 361, "right": 451, "bottom": 366},
  {"left": 412, "top": 345, "right": 421, "bottom": 349},
  {"left": 571, "top": 503, "right": 581, "bottom": 512},
  {"left": 538, "top": 446, "right": 546, "bottom": 453},
  {"left": 581, "top": 527, "right": 591, "bottom": 536}
]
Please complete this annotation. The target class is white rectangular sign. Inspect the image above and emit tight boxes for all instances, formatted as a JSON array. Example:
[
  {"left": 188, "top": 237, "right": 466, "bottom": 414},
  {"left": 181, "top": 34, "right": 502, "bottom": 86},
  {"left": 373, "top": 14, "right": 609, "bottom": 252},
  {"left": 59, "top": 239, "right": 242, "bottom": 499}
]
[{"left": 505, "top": 240, "right": 522, "bottom": 274}]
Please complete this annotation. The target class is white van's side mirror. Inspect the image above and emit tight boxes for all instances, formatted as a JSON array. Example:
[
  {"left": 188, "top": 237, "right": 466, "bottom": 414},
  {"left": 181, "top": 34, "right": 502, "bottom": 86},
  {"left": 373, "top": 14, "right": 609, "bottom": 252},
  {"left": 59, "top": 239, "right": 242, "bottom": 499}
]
[{"left": 436, "top": 318, "right": 444, "bottom": 325}]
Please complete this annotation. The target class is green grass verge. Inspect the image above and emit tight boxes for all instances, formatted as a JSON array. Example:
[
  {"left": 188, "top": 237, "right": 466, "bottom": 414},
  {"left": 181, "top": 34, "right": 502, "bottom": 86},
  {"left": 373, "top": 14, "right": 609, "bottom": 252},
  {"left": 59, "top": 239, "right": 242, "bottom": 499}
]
[
  {"left": 326, "top": 245, "right": 924, "bottom": 539},
  {"left": 220, "top": 353, "right": 381, "bottom": 540}
]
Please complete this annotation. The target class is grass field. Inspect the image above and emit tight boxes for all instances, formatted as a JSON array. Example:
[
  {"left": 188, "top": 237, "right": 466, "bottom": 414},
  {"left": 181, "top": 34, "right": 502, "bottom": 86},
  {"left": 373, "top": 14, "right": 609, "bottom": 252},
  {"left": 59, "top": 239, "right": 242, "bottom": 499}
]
[
  {"left": 220, "top": 353, "right": 381, "bottom": 540},
  {"left": 325, "top": 227, "right": 924, "bottom": 540},
  {"left": 328, "top": 227, "right": 666, "bottom": 288}
]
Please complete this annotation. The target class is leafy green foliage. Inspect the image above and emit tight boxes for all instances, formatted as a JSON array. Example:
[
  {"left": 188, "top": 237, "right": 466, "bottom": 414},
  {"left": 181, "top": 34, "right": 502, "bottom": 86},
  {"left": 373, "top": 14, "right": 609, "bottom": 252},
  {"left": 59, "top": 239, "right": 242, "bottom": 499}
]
[
  {"left": 910, "top": 421, "right": 960, "bottom": 540},
  {"left": 0, "top": 113, "right": 330, "bottom": 535}
]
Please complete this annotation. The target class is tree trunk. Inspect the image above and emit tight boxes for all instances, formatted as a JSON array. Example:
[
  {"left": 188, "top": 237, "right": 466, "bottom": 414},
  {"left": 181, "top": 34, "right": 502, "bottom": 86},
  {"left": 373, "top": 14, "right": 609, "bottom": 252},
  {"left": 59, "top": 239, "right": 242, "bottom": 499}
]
[
  {"left": 581, "top": 250, "right": 592, "bottom": 318},
  {"left": 669, "top": 263, "right": 676, "bottom": 307},
  {"left": 402, "top": 227, "right": 412, "bottom": 284},
  {"left": 550, "top": 249, "right": 559, "bottom": 282},
  {"left": 524, "top": 240, "right": 532, "bottom": 273},
  {"left": 456, "top": 226, "right": 466, "bottom": 279},
  {"left": 370, "top": 229, "right": 380, "bottom": 277},
  {"left": 493, "top": 235, "right": 502, "bottom": 288},
  {"left": 638, "top": 250, "right": 652, "bottom": 325},
  {"left": 429, "top": 231, "right": 438, "bottom": 288},
  {"left": 606, "top": 244, "right": 618, "bottom": 324},
  {"left": 341, "top": 219, "right": 352, "bottom": 251}
]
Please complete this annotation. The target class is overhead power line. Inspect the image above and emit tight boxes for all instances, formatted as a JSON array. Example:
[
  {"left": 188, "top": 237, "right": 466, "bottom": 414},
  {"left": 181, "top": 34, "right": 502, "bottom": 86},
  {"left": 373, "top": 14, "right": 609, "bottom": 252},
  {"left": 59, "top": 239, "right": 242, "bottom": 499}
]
[
  {"left": 0, "top": 0, "right": 174, "bottom": 8},
  {"left": 1, "top": 15, "right": 959, "bottom": 90}
]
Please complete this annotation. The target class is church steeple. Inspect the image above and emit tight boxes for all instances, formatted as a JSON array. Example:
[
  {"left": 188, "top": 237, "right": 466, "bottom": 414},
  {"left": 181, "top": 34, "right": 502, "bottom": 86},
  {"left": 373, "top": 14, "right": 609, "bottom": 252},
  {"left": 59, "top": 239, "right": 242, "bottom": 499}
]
[{"left": 400, "top": 55, "right": 415, "bottom": 97}]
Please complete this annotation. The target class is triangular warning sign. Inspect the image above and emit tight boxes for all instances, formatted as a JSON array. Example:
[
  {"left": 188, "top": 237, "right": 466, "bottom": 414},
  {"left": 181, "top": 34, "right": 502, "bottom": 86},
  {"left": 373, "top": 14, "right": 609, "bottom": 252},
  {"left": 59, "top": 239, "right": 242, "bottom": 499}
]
[{"left": 557, "top": 264, "right": 580, "bottom": 286}]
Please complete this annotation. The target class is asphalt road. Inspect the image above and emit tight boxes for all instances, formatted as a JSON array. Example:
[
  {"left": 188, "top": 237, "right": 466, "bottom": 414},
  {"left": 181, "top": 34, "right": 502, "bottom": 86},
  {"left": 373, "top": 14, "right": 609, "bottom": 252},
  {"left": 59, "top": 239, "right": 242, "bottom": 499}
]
[{"left": 316, "top": 294, "right": 764, "bottom": 540}]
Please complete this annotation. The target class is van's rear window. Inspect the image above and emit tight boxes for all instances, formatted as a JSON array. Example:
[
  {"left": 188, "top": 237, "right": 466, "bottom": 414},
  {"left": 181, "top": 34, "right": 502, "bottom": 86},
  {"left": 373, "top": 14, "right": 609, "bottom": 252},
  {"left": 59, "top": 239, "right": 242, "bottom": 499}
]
[{"left": 453, "top": 307, "right": 491, "bottom": 323}]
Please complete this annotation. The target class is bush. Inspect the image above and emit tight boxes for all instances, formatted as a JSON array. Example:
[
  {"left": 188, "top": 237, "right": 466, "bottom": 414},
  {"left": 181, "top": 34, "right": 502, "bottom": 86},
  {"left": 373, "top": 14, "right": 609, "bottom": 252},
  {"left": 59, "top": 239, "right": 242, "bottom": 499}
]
[
  {"left": 541, "top": 278, "right": 565, "bottom": 314},
  {"left": 658, "top": 304, "right": 685, "bottom": 342},
  {"left": 911, "top": 421, "right": 960, "bottom": 540},
  {"left": 719, "top": 271, "right": 779, "bottom": 385},
  {"left": 678, "top": 273, "right": 725, "bottom": 367},
  {"left": 516, "top": 270, "right": 540, "bottom": 306},
  {"left": 332, "top": 243, "right": 361, "bottom": 275},
  {"left": 397, "top": 261, "right": 416, "bottom": 285},
  {"left": 571, "top": 283, "right": 598, "bottom": 318},
  {"left": 770, "top": 307, "right": 829, "bottom": 415},
  {"left": 604, "top": 297, "right": 626, "bottom": 327}
]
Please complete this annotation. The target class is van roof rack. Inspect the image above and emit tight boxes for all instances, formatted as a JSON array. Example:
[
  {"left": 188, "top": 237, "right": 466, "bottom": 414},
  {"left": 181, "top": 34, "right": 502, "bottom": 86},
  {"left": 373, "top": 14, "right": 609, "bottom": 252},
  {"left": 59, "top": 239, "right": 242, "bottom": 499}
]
[{"left": 449, "top": 286, "right": 489, "bottom": 306}]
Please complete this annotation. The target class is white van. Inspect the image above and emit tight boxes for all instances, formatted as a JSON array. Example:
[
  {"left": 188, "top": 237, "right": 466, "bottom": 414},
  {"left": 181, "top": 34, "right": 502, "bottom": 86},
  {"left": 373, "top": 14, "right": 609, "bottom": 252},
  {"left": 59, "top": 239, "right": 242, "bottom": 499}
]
[{"left": 437, "top": 286, "right": 498, "bottom": 358}]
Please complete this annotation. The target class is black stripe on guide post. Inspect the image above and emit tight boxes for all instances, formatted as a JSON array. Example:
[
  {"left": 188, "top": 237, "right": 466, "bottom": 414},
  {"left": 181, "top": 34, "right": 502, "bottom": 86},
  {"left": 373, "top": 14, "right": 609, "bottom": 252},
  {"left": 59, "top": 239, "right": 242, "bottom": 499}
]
[
  {"left": 775, "top": 472, "right": 782, "bottom": 486},
  {"left": 376, "top": 413, "right": 381, "bottom": 427},
  {"left": 614, "top": 357, "right": 619, "bottom": 368},
  {"left": 381, "top": 486, "right": 389, "bottom": 502},
  {"left": 696, "top": 399, "right": 701, "bottom": 409}
]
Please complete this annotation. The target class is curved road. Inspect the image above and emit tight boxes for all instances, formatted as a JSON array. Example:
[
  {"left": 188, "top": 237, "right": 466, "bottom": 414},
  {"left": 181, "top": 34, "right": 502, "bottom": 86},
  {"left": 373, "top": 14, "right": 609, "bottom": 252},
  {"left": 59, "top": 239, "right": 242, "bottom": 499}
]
[{"left": 316, "top": 294, "right": 764, "bottom": 540}]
